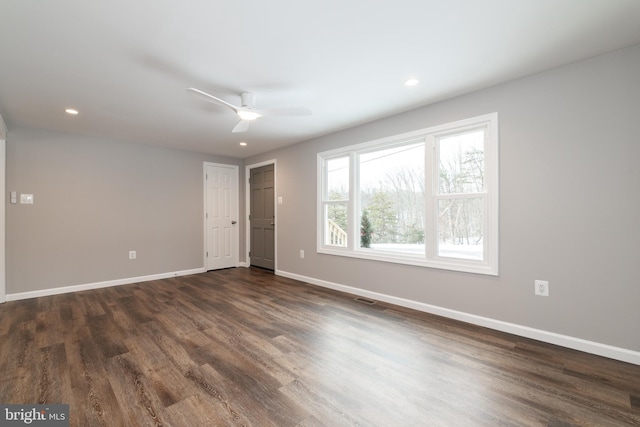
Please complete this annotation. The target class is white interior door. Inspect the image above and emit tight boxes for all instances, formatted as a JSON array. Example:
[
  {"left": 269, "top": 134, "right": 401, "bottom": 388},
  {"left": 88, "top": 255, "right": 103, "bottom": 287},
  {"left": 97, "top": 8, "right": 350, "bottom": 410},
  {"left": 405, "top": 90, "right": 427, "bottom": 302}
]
[{"left": 205, "top": 163, "right": 239, "bottom": 270}]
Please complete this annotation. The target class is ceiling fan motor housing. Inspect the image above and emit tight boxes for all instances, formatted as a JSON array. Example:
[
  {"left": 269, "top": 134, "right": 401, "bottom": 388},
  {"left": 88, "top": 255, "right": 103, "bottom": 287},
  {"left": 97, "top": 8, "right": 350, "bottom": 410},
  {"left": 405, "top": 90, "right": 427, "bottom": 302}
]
[{"left": 240, "top": 92, "right": 256, "bottom": 108}]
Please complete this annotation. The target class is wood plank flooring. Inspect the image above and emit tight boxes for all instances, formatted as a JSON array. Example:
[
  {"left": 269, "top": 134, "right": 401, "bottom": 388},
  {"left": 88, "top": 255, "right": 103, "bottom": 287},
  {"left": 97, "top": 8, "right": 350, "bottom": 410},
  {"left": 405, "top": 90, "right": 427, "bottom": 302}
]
[{"left": 1, "top": 267, "right": 639, "bottom": 426}]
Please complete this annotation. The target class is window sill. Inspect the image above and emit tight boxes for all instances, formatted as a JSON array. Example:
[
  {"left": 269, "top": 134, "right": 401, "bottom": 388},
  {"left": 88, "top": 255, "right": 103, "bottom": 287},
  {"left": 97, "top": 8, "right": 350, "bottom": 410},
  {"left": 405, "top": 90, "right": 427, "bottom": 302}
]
[{"left": 317, "top": 246, "right": 498, "bottom": 276}]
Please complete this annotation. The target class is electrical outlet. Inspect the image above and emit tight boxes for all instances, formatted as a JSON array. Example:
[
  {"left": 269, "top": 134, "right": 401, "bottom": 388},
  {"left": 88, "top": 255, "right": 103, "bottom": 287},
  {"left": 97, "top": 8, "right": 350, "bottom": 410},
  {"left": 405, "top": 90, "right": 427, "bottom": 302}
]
[
  {"left": 535, "top": 280, "right": 549, "bottom": 296},
  {"left": 299, "top": 249, "right": 305, "bottom": 259},
  {"left": 129, "top": 250, "right": 137, "bottom": 260}
]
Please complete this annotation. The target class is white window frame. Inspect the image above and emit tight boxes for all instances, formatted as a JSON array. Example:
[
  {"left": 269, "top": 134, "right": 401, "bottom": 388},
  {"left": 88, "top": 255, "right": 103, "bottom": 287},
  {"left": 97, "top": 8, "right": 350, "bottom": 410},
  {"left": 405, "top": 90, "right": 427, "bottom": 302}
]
[{"left": 317, "top": 113, "right": 499, "bottom": 276}]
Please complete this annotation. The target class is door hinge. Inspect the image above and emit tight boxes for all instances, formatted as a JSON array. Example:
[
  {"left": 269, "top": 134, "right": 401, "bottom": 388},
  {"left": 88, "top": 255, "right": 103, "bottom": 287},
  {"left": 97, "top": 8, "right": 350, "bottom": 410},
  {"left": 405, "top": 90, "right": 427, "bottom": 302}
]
[
  {"left": 206, "top": 251, "right": 208, "bottom": 257},
  {"left": 206, "top": 212, "right": 208, "bottom": 219},
  {"left": 248, "top": 214, "right": 251, "bottom": 220},
  {"left": 249, "top": 251, "right": 251, "bottom": 257}
]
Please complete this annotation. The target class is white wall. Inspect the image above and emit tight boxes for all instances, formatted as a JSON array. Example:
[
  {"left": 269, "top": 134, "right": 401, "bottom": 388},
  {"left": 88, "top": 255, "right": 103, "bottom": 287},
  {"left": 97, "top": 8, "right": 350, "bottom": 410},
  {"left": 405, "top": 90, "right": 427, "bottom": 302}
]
[{"left": 245, "top": 45, "right": 640, "bottom": 360}]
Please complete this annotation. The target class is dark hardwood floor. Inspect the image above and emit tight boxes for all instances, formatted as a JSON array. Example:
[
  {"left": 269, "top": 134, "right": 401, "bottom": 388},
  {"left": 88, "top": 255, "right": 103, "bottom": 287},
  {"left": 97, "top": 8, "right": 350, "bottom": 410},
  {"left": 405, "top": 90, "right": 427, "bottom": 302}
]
[{"left": 1, "top": 267, "right": 639, "bottom": 426}]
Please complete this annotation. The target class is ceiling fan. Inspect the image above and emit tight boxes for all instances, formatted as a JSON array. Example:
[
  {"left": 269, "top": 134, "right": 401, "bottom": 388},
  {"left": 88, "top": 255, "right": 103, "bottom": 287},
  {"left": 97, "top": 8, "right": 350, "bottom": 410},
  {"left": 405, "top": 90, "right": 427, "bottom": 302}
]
[{"left": 187, "top": 88, "right": 311, "bottom": 133}]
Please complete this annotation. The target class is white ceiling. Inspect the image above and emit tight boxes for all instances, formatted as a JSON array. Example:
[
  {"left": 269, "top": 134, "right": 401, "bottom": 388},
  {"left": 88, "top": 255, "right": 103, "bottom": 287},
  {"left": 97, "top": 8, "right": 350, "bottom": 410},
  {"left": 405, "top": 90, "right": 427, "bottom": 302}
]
[{"left": 2, "top": 1, "right": 640, "bottom": 158}]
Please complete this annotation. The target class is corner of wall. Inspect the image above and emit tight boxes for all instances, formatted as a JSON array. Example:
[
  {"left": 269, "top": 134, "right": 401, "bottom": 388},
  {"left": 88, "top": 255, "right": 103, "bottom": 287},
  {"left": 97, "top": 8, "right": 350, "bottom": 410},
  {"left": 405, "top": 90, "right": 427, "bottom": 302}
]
[
  {"left": 0, "top": 113, "right": 6, "bottom": 302},
  {"left": 0, "top": 113, "right": 6, "bottom": 139}
]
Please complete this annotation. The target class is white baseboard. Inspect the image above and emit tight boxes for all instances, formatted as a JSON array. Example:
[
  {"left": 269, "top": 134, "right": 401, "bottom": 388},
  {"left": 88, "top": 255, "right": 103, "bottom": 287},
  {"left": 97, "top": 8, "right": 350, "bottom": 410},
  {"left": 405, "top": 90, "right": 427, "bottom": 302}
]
[
  {"left": 276, "top": 269, "right": 640, "bottom": 366},
  {"left": 5, "top": 268, "right": 206, "bottom": 302}
]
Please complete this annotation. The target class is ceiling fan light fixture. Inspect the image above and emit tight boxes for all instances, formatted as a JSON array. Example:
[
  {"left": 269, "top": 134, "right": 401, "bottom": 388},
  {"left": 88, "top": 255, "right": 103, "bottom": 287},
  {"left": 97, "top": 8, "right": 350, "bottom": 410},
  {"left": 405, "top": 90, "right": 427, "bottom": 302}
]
[
  {"left": 187, "top": 87, "right": 310, "bottom": 133},
  {"left": 237, "top": 110, "right": 261, "bottom": 121}
]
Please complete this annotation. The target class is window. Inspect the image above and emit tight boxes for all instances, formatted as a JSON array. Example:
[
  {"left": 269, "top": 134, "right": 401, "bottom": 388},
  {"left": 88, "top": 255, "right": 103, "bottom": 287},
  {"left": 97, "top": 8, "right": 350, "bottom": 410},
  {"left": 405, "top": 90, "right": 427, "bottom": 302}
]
[
  {"left": 324, "top": 156, "right": 349, "bottom": 247},
  {"left": 318, "top": 113, "right": 498, "bottom": 275}
]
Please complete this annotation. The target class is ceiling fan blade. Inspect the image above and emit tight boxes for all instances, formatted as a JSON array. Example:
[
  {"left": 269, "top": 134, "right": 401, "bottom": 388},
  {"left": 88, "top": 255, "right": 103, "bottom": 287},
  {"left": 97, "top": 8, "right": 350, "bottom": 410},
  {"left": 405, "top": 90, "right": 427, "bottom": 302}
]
[
  {"left": 187, "top": 88, "right": 238, "bottom": 112},
  {"left": 259, "top": 106, "right": 312, "bottom": 117},
  {"left": 232, "top": 119, "right": 251, "bottom": 133}
]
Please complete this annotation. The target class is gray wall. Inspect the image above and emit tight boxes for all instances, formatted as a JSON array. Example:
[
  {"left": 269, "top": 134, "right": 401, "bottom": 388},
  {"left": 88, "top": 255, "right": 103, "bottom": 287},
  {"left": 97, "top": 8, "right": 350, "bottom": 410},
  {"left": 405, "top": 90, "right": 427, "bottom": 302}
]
[
  {"left": 6, "top": 128, "right": 242, "bottom": 294},
  {"left": 246, "top": 45, "right": 640, "bottom": 352}
]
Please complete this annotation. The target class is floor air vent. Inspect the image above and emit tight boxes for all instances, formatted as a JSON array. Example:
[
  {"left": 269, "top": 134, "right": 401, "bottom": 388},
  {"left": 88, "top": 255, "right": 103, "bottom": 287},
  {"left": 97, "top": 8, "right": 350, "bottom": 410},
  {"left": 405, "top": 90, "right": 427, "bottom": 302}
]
[{"left": 354, "top": 297, "right": 376, "bottom": 305}]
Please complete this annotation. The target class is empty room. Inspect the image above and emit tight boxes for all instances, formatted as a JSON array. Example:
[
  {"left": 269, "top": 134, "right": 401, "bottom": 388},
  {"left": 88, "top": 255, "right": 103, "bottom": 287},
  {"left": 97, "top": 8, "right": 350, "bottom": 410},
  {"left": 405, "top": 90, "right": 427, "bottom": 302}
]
[{"left": 1, "top": 1, "right": 640, "bottom": 426}]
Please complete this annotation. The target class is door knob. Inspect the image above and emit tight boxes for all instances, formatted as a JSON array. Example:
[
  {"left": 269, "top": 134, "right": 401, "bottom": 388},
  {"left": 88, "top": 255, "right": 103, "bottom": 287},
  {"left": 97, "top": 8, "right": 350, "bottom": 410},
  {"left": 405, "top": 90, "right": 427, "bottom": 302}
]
[
  {"left": 270, "top": 222, "right": 275, "bottom": 226},
  {"left": 231, "top": 220, "right": 237, "bottom": 225}
]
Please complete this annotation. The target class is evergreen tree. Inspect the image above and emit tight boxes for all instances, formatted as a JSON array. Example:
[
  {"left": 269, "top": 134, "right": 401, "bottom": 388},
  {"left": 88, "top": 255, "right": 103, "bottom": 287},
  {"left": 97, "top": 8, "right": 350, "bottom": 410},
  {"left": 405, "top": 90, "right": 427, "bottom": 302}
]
[
  {"left": 360, "top": 210, "right": 373, "bottom": 248},
  {"left": 367, "top": 191, "right": 397, "bottom": 243}
]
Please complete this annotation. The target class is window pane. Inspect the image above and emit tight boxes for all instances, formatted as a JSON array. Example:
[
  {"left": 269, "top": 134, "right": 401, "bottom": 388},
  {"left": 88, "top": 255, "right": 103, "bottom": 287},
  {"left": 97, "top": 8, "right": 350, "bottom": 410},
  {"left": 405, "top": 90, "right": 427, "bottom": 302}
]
[
  {"left": 326, "top": 157, "right": 349, "bottom": 200},
  {"left": 437, "top": 198, "right": 483, "bottom": 260},
  {"left": 359, "top": 143, "right": 425, "bottom": 253},
  {"left": 438, "top": 130, "right": 484, "bottom": 194},
  {"left": 325, "top": 203, "right": 348, "bottom": 247}
]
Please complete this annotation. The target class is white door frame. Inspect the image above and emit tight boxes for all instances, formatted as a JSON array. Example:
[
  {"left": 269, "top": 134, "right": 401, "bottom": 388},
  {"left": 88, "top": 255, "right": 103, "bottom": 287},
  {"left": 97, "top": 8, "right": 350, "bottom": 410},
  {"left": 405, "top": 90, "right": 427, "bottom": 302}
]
[
  {"left": 245, "top": 159, "right": 277, "bottom": 271},
  {"left": 203, "top": 162, "right": 240, "bottom": 270},
  {"left": 0, "top": 114, "right": 6, "bottom": 303}
]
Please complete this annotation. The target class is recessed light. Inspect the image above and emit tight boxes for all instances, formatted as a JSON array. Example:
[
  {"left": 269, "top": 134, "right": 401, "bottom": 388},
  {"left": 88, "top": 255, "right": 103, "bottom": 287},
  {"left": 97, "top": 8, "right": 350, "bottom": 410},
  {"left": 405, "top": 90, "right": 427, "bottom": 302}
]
[
  {"left": 239, "top": 142, "right": 248, "bottom": 146},
  {"left": 65, "top": 108, "right": 79, "bottom": 115},
  {"left": 404, "top": 78, "right": 419, "bottom": 87}
]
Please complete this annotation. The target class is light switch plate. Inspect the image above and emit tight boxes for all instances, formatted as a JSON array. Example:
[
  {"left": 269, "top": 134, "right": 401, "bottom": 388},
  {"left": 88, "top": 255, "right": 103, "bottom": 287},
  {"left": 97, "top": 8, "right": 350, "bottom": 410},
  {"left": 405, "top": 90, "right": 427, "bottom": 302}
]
[{"left": 20, "top": 194, "right": 34, "bottom": 204}]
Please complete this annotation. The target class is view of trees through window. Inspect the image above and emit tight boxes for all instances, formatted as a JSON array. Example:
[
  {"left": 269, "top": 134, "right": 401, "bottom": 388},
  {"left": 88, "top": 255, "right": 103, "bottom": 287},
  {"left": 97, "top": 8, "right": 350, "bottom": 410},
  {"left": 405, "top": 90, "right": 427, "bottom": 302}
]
[
  {"left": 359, "top": 143, "right": 425, "bottom": 254},
  {"left": 325, "top": 157, "right": 349, "bottom": 247},
  {"left": 319, "top": 113, "right": 497, "bottom": 274},
  {"left": 437, "top": 130, "right": 485, "bottom": 260},
  {"left": 324, "top": 131, "right": 486, "bottom": 260}
]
